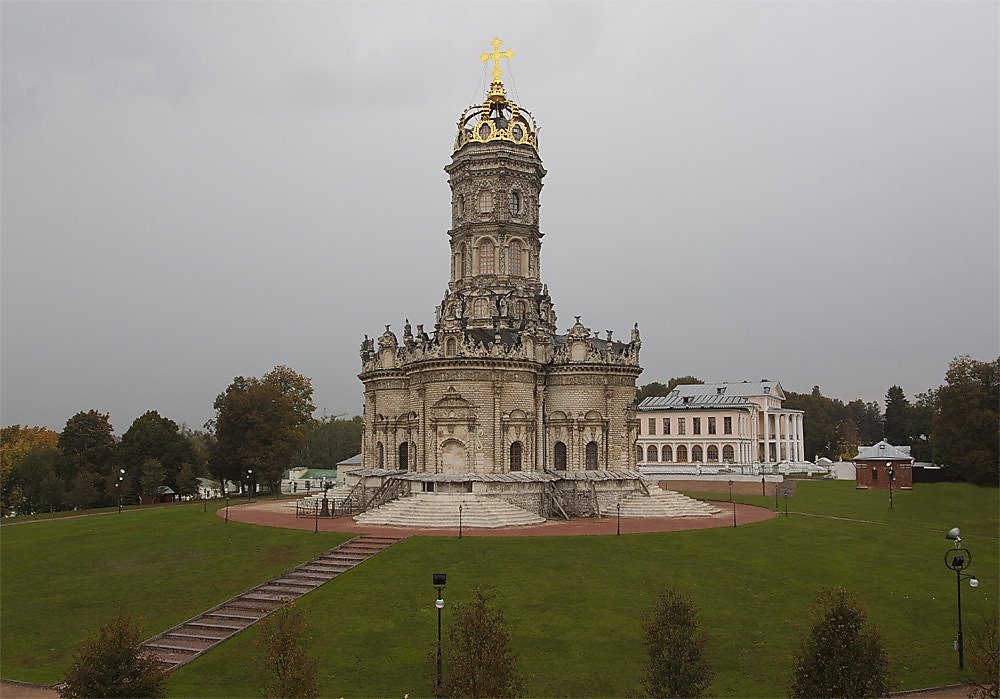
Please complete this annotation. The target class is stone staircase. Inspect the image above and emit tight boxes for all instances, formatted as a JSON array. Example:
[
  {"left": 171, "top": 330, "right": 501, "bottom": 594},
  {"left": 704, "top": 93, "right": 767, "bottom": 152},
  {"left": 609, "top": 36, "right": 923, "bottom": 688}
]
[
  {"left": 140, "top": 535, "right": 401, "bottom": 671},
  {"left": 617, "top": 489, "right": 721, "bottom": 518},
  {"left": 287, "top": 484, "right": 357, "bottom": 511},
  {"left": 354, "top": 492, "right": 545, "bottom": 528}
]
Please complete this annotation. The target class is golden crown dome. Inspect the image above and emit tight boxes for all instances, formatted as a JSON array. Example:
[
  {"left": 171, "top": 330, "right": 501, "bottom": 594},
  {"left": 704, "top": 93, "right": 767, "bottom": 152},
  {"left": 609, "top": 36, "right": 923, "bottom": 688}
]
[{"left": 454, "top": 38, "right": 538, "bottom": 153}]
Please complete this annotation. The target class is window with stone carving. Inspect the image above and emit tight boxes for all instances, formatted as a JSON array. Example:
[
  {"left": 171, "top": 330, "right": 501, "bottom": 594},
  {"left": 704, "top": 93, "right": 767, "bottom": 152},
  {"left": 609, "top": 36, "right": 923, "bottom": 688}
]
[
  {"left": 509, "top": 190, "right": 521, "bottom": 216},
  {"left": 676, "top": 445, "right": 688, "bottom": 462},
  {"left": 478, "top": 240, "right": 495, "bottom": 274},
  {"left": 646, "top": 445, "right": 658, "bottom": 462},
  {"left": 514, "top": 301, "right": 525, "bottom": 320},
  {"left": 585, "top": 441, "right": 599, "bottom": 470},
  {"left": 473, "top": 298, "right": 489, "bottom": 319},
  {"left": 398, "top": 442, "right": 409, "bottom": 470},
  {"left": 508, "top": 240, "right": 522, "bottom": 275},
  {"left": 446, "top": 338, "right": 457, "bottom": 356},
  {"left": 478, "top": 190, "right": 492, "bottom": 213},
  {"left": 377, "top": 442, "right": 384, "bottom": 469},
  {"left": 509, "top": 442, "right": 522, "bottom": 471},
  {"left": 554, "top": 442, "right": 567, "bottom": 470},
  {"left": 661, "top": 445, "right": 672, "bottom": 462}
]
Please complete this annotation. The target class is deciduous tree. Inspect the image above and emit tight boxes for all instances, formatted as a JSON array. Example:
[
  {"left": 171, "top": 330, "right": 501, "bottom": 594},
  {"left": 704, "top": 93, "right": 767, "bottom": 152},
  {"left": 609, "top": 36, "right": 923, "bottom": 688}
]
[
  {"left": 60, "top": 615, "right": 166, "bottom": 698},
  {"left": 138, "top": 458, "right": 167, "bottom": 501},
  {"left": 118, "top": 411, "right": 196, "bottom": 492},
  {"left": 258, "top": 603, "right": 318, "bottom": 699},
  {"left": 296, "top": 416, "right": 362, "bottom": 470},
  {"left": 209, "top": 366, "right": 315, "bottom": 493},
  {"left": 59, "top": 410, "right": 116, "bottom": 505},
  {"left": 933, "top": 355, "right": 999, "bottom": 486},
  {"left": 790, "top": 587, "right": 889, "bottom": 698},
  {"left": 966, "top": 611, "right": 999, "bottom": 699},
  {"left": 439, "top": 590, "right": 524, "bottom": 698},
  {"left": 640, "top": 586, "right": 713, "bottom": 698},
  {"left": 0, "top": 425, "right": 59, "bottom": 515}
]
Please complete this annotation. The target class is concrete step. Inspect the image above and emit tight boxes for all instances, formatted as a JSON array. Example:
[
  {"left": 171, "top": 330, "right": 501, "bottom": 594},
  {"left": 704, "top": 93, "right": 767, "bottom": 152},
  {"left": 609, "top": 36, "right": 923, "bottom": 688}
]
[
  {"left": 355, "top": 494, "right": 544, "bottom": 528},
  {"left": 616, "top": 490, "right": 720, "bottom": 518}
]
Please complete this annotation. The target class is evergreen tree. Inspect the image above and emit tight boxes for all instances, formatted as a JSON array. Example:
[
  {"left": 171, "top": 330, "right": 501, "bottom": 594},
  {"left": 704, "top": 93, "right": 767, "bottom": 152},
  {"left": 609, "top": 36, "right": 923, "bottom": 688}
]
[
  {"left": 640, "top": 587, "right": 713, "bottom": 698},
  {"left": 883, "top": 385, "right": 911, "bottom": 445},
  {"left": 790, "top": 588, "right": 889, "bottom": 698},
  {"left": 439, "top": 590, "right": 524, "bottom": 698},
  {"left": 60, "top": 615, "right": 166, "bottom": 698}
]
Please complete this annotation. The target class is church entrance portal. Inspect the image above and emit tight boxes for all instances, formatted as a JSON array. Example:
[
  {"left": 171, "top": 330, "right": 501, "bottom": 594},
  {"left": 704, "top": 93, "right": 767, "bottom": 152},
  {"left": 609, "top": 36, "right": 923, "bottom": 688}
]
[{"left": 441, "top": 440, "right": 467, "bottom": 472}]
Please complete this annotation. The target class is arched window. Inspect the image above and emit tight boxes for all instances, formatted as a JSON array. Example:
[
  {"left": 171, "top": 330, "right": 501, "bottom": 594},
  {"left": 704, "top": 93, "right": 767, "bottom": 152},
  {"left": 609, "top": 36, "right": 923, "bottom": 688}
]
[
  {"left": 636, "top": 445, "right": 644, "bottom": 463},
  {"left": 446, "top": 338, "right": 457, "bottom": 356},
  {"left": 399, "top": 442, "right": 409, "bottom": 470},
  {"left": 478, "top": 240, "right": 495, "bottom": 274},
  {"left": 646, "top": 445, "right": 658, "bottom": 462},
  {"left": 722, "top": 445, "right": 735, "bottom": 463},
  {"left": 554, "top": 442, "right": 567, "bottom": 470},
  {"left": 661, "top": 445, "right": 672, "bottom": 462},
  {"left": 676, "top": 445, "right": 688, "bottom": 463},
  {"left": 509, "top": 191, "right": 521, "bottom": 216},
  {"left": 478, "top": 190, "right": 492, "bottom": 213},
  {"left": 508, "top": 240, "right": 522, "bottom": 276},
  {"left": 586, "top": 441, "right": 599, "bottom": 470},
  {"left": 509, "top": 442, "right": 522, "bottom": 471},
  {"left": 706, "top": 445, "right": 718, "bottom": 462},
  {"left": 692, "top": 445, "right": 703, "bottom": 462},
  {"left": 473, "top": 298, "right": 489, "bottom": 319},
  {"left": 377, "top": 442, "right": 384, "bottom": 468}
]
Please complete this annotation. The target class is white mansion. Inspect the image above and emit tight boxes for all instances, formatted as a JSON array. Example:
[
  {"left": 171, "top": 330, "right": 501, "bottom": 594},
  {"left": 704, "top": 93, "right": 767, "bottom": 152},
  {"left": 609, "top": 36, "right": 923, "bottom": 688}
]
[{"left": 636, "top": 381, "right": 805, "bottom": 471}]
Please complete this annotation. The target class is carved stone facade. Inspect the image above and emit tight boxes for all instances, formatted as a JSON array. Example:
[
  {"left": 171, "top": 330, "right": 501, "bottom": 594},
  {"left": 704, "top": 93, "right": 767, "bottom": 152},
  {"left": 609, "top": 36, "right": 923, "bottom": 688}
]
[{"left": 358, "top": 60, "right": 641, "bottom": 481}]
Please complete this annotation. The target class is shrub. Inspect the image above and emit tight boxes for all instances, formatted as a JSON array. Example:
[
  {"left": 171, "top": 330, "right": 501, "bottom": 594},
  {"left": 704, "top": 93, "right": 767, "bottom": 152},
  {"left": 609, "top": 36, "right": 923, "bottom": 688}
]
[
  {"left": 60, "top": 615, "right": 165, "bottom": 698},
  {"left": 640, "top": 587, "right": 713, "bottom": 698},
  {"left": 966, "top": 611, "right": 999, "bottom": 699},
  {"left": 790, "top": 587, "right": 889, "bottom": 698},
  {"left": 258, "top": 603, "right": 319, "bottom": 699},
  {"left": 439, "top": 589, "right": 524, "bottom": 698}
]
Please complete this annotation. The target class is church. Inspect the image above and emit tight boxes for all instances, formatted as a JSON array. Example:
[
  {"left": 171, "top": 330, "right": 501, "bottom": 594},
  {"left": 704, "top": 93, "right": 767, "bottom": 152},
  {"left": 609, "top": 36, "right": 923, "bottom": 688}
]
[{"left": 352, "top": 40, "right": 656, "bottom": 518}]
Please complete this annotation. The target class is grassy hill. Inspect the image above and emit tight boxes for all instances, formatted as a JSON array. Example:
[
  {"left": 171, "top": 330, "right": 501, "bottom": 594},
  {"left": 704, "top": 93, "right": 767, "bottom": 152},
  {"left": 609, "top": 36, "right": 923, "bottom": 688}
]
[{"left": 2, "top": 482, "right": 996, "bottom": 696}]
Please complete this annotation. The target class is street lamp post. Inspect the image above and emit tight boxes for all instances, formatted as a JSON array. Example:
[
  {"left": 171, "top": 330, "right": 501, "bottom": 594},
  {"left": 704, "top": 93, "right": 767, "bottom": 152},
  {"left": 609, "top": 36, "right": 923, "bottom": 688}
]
[
  {"left": 616, "top": 502, "right": 621, "bottom": 536},
  {"left": 116, "top": 468, "right": 126, "bottom": 513},
  {"left": 247, "top": 469, "right": 253, "bottom": 502},
  {"left": 458, "top": 504, "right": 463, "bottom": 539},
  {"left": 225, "top": 495, "right": 230, "bottom": 522},
  {"left": 783, "top": 490, "right": 789, "bottom": 517},
  {"left": 761, "top": 474, "right": 765, "bottom": 497},
  {"left": 887, "top": 462, "right": 895, "bottom": 509},
  {"left": 775, "top": 483, "right": 779, "bottom": 510},
  {"left": 729, "top": 480, "right": 736, "bottom": 528},
  {"left": 944, "top": 527, "right": 979, "bottom": 670},
  {"left": 433, "top": 573, "right": 447, "bottom": 694}
]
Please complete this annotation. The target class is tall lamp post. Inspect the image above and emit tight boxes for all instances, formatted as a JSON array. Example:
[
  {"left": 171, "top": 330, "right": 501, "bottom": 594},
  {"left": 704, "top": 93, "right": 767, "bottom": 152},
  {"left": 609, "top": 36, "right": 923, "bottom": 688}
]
[
  {"left": 944, "top": 527, "right": 979, "bottom": 669},
  {"left": 433, "top": 573, "right": 447, "bottom": 694},
  {"left": 887, "top": 462, "right": 895, "bottom": 509},
  {"left": 729, "top": 480, "right": 736, "bottom": 528},
  {"left": 116, "top": 468, "right": 126, "bottom": 513},
  {"left": 458, "top": 504, "right": 463, "bottom": 539},
  {"left": 247, "top": 469, "right": 253, "bottom": 502},
  {"left": 616, "top": 501, "right": 621, "bottom": 536}
]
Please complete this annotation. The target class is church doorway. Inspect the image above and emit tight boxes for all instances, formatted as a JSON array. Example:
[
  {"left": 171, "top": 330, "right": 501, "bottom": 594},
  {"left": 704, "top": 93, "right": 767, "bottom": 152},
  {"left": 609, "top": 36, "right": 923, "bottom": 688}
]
[
  {"left": 441, "top": 440, "right": 467, "bottom": 472},
  {"left": 398, "top": 442, "right": 409, "bottom": 471},
  {"left": 509, "top": 441, "right": 522, "bottom": 471}
]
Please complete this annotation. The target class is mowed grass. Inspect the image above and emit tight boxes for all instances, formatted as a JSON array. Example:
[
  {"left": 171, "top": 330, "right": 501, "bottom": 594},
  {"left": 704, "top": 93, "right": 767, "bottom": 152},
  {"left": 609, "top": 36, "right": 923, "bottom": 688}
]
[
  {"left": 167, "top": 482, "right": 999, "bottom": 698},
  {"left": 0, "top": 504, "right": 350, "bottom": 684}
]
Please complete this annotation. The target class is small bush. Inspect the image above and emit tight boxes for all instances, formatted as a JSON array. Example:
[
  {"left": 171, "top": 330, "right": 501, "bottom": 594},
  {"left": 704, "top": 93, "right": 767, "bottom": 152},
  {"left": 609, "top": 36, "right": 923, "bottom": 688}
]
[
  {"left": 640, "top": 587, "right": 713, "bottom": 698},
  {"left": 438, "top": 589, "right": 524, "bottom": 698},
  {"left": 966, "top": 611, "right": 999, "bottom": 699},
  {"left": 258, "top": 603, "right": 319, "bottom": 699},
  {"left": 60, "top": 615, "right": 165, "bottom": 698},
  {"left": 790, "top": 587, "right": 889, "bottom": 698}
]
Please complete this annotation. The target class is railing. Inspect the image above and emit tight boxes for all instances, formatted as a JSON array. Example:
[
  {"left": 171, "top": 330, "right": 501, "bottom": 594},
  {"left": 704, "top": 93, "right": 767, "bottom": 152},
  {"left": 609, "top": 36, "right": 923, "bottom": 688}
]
[{"left": 294, "top": 497, "right": 356, "bottom": 519}]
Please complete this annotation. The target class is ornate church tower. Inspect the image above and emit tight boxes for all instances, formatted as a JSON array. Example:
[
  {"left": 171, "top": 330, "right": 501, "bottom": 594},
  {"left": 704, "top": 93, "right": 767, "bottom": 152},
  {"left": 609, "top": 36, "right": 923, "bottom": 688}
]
[{"left": 359, "top": 39, "right": 641, "bottom": 481}]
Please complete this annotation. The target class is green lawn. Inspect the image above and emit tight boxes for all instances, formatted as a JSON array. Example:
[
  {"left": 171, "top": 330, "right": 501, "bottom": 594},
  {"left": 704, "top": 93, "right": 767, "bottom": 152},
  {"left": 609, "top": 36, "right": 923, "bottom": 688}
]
[
  {"left": 0, "top": 504, "right": 350, "bottom": 684},
  {"left": 2, "top": 483, "right": 996, "bottom": 696}
]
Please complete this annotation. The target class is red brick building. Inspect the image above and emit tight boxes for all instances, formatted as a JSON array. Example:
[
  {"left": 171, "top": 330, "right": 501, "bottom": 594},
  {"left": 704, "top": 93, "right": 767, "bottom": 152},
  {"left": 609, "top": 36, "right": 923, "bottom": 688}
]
[{"left": 852, "top": 441, "right": 914, "bottom": 490}]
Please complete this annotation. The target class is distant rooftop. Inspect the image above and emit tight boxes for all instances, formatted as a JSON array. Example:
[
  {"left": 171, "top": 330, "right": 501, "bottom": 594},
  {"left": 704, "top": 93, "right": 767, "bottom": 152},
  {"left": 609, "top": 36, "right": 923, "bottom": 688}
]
[{"left": 853, "top": 440, "right": 914, "bottom": 462}]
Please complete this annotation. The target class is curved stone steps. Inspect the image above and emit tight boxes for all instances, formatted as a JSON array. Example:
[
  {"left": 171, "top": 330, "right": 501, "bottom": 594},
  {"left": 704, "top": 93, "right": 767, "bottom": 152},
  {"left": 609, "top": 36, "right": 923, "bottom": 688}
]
[
  {"left": 354, "top": 492, "right": 545, "bottom": 528},
  {"left": 616, "top": 489, "right": 720, "bottom": 518}
]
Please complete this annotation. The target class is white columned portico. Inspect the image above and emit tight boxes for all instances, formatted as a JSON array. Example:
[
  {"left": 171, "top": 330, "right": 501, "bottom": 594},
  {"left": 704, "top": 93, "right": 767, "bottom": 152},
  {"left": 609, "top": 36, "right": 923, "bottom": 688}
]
[{"left": 762, "top": 409, "right": 770, "bottom": 462}]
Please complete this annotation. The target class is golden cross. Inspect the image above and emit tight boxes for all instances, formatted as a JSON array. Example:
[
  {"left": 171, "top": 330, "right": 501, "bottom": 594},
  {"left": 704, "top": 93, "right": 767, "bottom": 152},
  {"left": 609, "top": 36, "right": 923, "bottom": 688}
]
[{"left": 481, "top": 37, "right": 514, "bottom": 82}]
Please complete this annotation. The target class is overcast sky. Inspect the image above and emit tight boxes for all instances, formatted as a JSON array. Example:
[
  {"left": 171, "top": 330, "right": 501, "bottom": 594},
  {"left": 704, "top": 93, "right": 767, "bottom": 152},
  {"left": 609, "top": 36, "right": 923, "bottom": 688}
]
[{"left": 2, "top": 1, "right": 997, "bottom": 435}]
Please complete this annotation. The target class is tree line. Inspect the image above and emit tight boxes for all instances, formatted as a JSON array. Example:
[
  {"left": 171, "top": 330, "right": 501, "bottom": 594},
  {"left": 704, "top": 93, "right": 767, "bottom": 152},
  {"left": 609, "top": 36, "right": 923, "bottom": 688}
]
[
  {"left": 0, "top": 365, "right": 362, "bottom": 516},
  {"left": 637, "top": 354, "right": 998, "bottom": 486}
]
